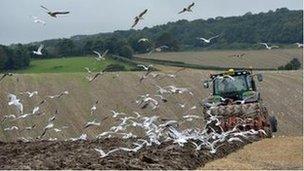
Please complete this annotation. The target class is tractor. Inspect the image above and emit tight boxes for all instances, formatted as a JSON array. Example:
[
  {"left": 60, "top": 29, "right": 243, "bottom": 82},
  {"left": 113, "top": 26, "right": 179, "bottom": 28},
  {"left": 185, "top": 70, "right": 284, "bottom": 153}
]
[{"left": 202, "top": 69, "right": 278, "bottom": 138}]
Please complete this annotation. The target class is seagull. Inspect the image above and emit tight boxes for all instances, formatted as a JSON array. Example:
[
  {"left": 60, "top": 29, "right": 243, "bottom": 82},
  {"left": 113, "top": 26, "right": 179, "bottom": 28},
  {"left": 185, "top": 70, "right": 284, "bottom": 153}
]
[
  {"left": 40, "top": 5, "right": 70, "bottom": 18},
  {"left": 177, "top": 103, "right": 186, "bottom": 108},
  {"left": 91, "top": 100, "right": 99, "bottom": 115},
  {"left": 259, "top": 43, "right": 279, "bottom": 50},
  {"left": 165, "top": 86, "right": 193, "bottom": 95},
  {"left": 1, "top": 114, "right": 16, "bottom": 123},
  {"left": 137, "top": 64, "right": 153, "bottom": 71},
  {"left": 197, "top": 35, "right": 221, "bottom": 44},
  {"left": 0, "top": 73, "right": 14, "bottom": 82},
  {"left": 154, "top": 84, "right": 170, "bottom": 95},
  {"left": 183, "top": 115, "right": 201, "bottom": 121},
  {"left": 132, "top": 9, "right": 148, "bottom": 28},
  {"left": 33, "top": 44, "right": 44, "bottom": 55},
  {"left": 178, "top": 2, "right": 195, "bottom": 14},
  {"left": 94, "top": 148, "right": 120, "bottom": 158},
  {"left": 155, "top": 94, "right": 168, "bottom": 103},
  {"left": 21, "top": 91, "right": 38, "bottom": 98},
  {"left": 295, "top": 43, "right": 303, "bottom": 48},
  {"left": 84, "top": 67, "right": 93, "bottom": 74},
  {"left": 136, "top": 94, "right": 159, "bottom": 110},
  {"left": 138, "top": 38, "right": 149, "bottom": 43},
  {"left": 15, "top": 113, "right": 33, "bottom": 120},
  {"left": 227, "top": 137, "right": 243, "bottom": 143},
  {"left": 40, "top": 122, "right": 54, "bottom": 138},
  {"left": 93, "top": 49, "right": 108, "bottom": 61},
  {"left": 8, "top": 94, "right": 23, "bottom": 114},
  {"left": 84, "top": 119, "right": 101, "bottom": 128},
  {"left": 53, "top": 128, "right": 62, "bottom": 132},
  {"left": 20, "top": 124, "right": 36, "bottom": 132},
  {"left": 4, "top": 126, "right": 19, "bottom": 131},
  {"left": 70, "top": 134, "right": 88, "bottom": 141},
  {"left": 110, "top": 110, "right": 126, "bottom": 118},
  {"left": 31, "top": 16, "right": 46, "bottom": 25},
  {"left": 47, "top": 91, "right": 69, "bottom": 99}
]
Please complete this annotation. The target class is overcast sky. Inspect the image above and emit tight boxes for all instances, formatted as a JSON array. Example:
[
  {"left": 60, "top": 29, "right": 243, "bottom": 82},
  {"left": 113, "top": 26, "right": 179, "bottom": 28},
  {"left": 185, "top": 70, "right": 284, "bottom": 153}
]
[{"left": 0, "top": 0, "right": 302, "bottom": 45}]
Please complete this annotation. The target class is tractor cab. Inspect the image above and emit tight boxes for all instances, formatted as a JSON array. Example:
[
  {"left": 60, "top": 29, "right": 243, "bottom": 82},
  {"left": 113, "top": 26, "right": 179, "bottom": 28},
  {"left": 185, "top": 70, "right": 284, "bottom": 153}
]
[{"left": 203, "top": 69, "right": 263, "bottom": 103}]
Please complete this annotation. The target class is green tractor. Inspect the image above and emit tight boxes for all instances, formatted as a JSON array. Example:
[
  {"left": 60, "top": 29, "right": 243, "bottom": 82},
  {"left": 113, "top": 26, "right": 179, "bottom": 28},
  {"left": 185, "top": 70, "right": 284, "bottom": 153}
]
[{"left": 202, "top": 69, "right": 277, "bottom": 137}]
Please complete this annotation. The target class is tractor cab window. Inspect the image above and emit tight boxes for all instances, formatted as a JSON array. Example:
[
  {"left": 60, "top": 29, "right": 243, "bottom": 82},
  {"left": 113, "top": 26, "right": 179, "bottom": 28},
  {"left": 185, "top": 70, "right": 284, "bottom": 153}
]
[{"left": 214, "top": 75, "right": 249, "bottom": 95}]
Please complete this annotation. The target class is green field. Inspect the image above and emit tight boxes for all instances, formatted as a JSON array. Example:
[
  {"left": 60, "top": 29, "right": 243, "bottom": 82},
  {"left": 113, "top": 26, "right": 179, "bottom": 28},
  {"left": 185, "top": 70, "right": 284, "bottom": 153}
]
[{"left": 16, "top": 56, "right": 135, "bottom": 73}]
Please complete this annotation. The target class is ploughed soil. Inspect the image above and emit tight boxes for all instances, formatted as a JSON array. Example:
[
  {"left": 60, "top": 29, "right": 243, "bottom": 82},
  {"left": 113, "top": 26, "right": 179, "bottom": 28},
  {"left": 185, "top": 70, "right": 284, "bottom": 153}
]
[{"left": 0, "top": 138, "right": 256, "bottom": 170}]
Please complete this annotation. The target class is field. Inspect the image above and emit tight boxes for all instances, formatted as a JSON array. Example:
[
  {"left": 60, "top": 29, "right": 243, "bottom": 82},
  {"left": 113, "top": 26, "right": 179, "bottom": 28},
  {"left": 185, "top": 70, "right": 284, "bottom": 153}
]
[
  {"left": 0, "top": 67, "right": 302, "bottom": 169},
  {"left": 16, "top": 56, "right": 136, "bottom": 73},
  {"left": 136, "top": 49, "right": 303, "bottom": 69}
]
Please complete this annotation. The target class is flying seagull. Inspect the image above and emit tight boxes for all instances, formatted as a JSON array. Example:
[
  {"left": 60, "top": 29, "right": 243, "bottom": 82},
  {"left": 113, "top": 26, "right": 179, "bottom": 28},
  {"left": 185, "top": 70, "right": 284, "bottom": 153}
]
[
  {"left": 8, "top": 94, "right": 23, "bottom": 114},
  {"left": 91, "top": 100, "right": 99, "bottom": 115},
  {"left": 84, "top": 119, "right": 101, "bottom": 129},
  {"left": 259, "top": 43, "right": 279, "bottom": 50},
  {"left": 137, "top": 64, "right": 153, "bottom": 71},
  {"left": 0, "top": 73, "right": 14, "bottom": 82},
  {"left": 41, "top": 5, "right": 70, "bottom": 18},
  {"left": 33, "top": 44, "right": 44, "bottom": 55},
  {"left": 132, "top": 9, "right": 148, "bottom": 28},
  {"left": 31, "top": 16, "right": 46, "bottom": 25},
  {"left": 197, "top": 35, "right": 221, "bottom": 44},
  {"left": 178, "top": 2, "right": 195, "bottom": 14},
  {"left": 21, "top": 91, "right": 38, "bottom": 98},
  {"left": 138, "top": 38, "right": 149, "bottom": 43},
  {"left": 295, "top": 43, "right": 303, "bottom": 48},
  {"left": 93, "top": 49, "right": 108, "bottom": 61}
]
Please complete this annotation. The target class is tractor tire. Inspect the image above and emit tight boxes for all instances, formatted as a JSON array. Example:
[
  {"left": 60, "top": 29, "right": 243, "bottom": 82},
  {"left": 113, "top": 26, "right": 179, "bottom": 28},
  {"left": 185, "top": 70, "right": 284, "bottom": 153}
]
[{"left": 269, "top": 116, "right": 278, "bottom": 133}]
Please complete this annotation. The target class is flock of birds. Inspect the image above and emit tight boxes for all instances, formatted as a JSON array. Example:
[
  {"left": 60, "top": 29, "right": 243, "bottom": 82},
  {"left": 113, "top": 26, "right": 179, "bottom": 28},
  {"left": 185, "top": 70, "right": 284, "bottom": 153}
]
[
  {"left": 28, "top": 2, "right": 303, "bottom": 59},
  {"left": 0, "top": 1, "right": 302, "bottom": 162},
  {"left": 1, "top": 62, "right": 266, "bottom": 159}
]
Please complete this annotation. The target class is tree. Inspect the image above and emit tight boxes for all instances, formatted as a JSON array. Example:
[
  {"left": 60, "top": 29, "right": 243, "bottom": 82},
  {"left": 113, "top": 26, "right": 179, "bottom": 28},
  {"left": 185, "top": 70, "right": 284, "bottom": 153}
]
[{"left": 119, "top": 45, "right": 133, "bottom": 58}]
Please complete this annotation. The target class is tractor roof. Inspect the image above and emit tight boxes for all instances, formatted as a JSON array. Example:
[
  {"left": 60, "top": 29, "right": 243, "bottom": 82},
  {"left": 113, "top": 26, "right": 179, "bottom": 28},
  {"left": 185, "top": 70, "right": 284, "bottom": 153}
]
[{"left": 210, "top": 69, "right": 251, "bottom": 79}]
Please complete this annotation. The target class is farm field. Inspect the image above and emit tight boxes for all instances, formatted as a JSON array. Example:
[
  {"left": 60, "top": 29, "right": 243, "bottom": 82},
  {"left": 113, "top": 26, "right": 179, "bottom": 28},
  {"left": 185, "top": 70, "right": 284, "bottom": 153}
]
[
  {"left": 0, "top": 68, "right": 302, "bottom": 169},
  {"left": 136, "top": 49, "right": 303, "bottom": 69},
  {"left": 16, "top": 56, "right": 136, "bottom": 73}
]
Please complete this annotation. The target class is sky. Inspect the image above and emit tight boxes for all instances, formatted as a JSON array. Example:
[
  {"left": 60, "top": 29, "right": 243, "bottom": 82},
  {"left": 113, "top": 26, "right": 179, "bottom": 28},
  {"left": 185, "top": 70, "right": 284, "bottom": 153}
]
[{"left": 0, "top": 0, "right": 302, "bottom": 45}]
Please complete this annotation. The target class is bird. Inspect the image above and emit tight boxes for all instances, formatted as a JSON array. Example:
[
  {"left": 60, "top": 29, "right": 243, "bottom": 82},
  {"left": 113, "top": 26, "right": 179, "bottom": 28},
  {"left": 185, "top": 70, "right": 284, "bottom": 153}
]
[
  {"left": 178, "top": 2, "right": 195, "bottom": 14},
  {"left": 4, "top": 126, "right": 19, "bottom": 131},
  {"left": 84, "top": 67, "right": 93, "bottom": 74},
  {"left": 0, "top": 73, "right": 14, "bottom": 82},
  {"left": 295, "top": 43, "right": 303, "bottom": 48},
  {"left": 138, "top": 38, "right": 149, "bottom": 43},
  {"left": 227, "top": 137, "right": 243, "bottom": 143},
  {"left": 94, "top": 148, "right": 120, "bottom": 158},
  {"left": 31, "top": 16, "right": 46, "bottom": 25},
  {"left": 84, "top": 119, "right": 101, "bottom": 128},
  {"left": 110, "top": 110, "right": 126, "bottom": 118},
  {"left": 177, "top": 103, "right": 186, "bottom": 108},
  {"left": 33, "top": 44, "right": 44, "bottom": 55},
  {"left": 8, "top": 94, "right": 23, "bottom": 114},
  {"left": 259, "top": 43, "right": 279, "bottom": 50},
  {"left": 40, "top": 122, "right": 54, "bottom": 138},
  {"left": 183, "top": 115, "right": 202, "bottom": 121},
  {"left": 1, "top": 114, "right": 16, "bottom": 123},
  {"left": 136, "top": 94, "right": 159, "bottom": 110},
  {"left": 139, "top": 69, "right": 153, "bottom": 83},
  {"left": 40, "top": 5, "right": 70, "bottom": 18},
  {"left": 155, "top": 94, "right": 168, "bottom": 103},
  {"left": 47, "top": 91, "right": 69, "bottom": 99},
  {"left": 93, "top": 49, "right": 108, "bottom": 61},
  {"left": 20, "top": 124, "right": 36, "bottom": 132},
  {"left": 21, "top": 91, "right": 38, "bottom": 98},
  {"left": 132, "top": 9, "right": 148, "bottom": 28},
  {"left": 137, "top": 64, "right": 153, "bottom": 71},
  {"left": 53, "top": 128, "right": 62, "bottom": 132},
  {"left": 91, "top": 100, "right": 99, "bottom": 115},
  {"left": 197, "top": 35, "right": 221, "bottom": 44}
]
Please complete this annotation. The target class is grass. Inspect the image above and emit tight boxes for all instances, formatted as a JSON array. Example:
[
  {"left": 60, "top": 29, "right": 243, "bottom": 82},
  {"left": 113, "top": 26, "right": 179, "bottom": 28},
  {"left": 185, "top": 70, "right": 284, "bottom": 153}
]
[{"left": 16, "top": 56, "right": 136, "bottom": 73}]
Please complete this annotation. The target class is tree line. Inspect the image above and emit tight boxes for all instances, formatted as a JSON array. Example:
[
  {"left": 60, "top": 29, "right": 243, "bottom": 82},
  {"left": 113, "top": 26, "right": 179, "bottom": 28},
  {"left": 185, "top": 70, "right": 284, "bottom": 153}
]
[{"left": 0, "top": 8, "right": 302, "bottom": 71}]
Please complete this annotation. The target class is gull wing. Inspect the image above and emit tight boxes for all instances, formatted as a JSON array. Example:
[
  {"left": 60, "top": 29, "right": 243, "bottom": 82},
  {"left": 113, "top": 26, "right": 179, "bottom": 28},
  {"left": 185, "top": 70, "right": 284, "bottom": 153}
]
[{"left": 139, "top": 9, "right": 148, "bottom": 18}]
